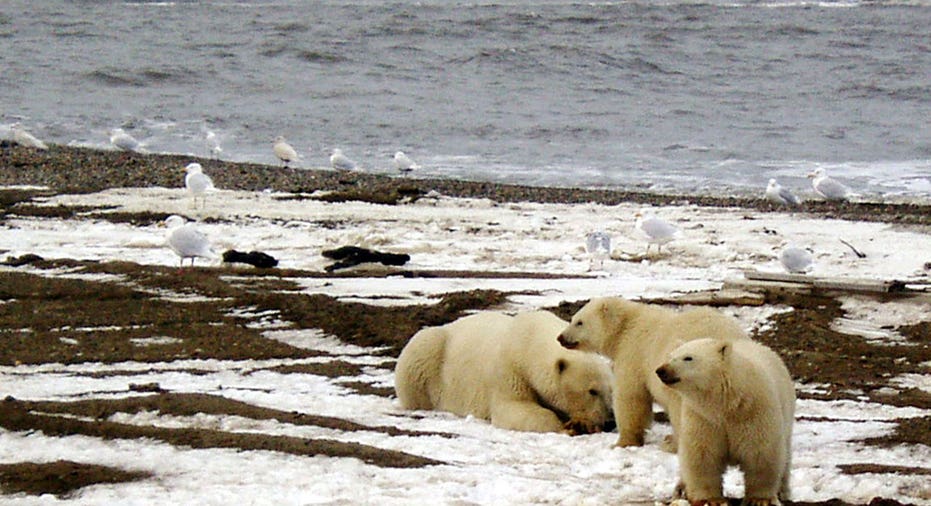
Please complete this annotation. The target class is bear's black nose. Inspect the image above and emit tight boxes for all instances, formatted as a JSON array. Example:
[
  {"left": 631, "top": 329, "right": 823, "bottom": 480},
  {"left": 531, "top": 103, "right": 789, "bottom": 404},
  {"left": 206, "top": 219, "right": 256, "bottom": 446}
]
[
  {"left": 557, "top": 334, "right": 578, "bottom": 349},
  {"left": 655, "top": 365, "right": 679, "bottom": 385}
]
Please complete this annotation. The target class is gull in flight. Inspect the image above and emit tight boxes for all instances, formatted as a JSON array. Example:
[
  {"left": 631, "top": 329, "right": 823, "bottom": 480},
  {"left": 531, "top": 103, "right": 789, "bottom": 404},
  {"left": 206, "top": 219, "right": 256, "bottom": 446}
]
[
  {"left": 393, "top": 151, "right": 419, "bottom": 173},
  {"left": 635, "top": 210, "right": 679, "bottom": 255},
  {"left": 183, "top": 162, "right": 214, "bottom": 209},
  {"left": 164, "top": 215, "right": 215, "bottom": 268},
  {"left": 109, "top": 128, "right": 143, "bottom": 152},
  {"left": 273, "top": 136, "right": 300, "bottom": 167},
  {"left": 808, "top": 168, "right": 851, "bottom": 201},
  {"left": 765, "top": 178, "right": 800, "bottom": 206},
  {"left": 11, "top": 124, "right": 49, "bottom": 150}
]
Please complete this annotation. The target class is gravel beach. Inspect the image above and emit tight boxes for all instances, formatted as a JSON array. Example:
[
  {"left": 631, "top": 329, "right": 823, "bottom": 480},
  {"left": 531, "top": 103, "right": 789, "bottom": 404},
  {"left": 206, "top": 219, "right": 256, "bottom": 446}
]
[{"left": 1, "top": 143, "right": 929, "bottom": 504}]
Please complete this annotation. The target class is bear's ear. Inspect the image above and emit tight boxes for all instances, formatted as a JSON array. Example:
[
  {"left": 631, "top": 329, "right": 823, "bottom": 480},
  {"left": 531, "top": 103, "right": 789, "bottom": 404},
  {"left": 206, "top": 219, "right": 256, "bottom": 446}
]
[{"left": 556, "top": 358, "right": 568, "bottom": 374}]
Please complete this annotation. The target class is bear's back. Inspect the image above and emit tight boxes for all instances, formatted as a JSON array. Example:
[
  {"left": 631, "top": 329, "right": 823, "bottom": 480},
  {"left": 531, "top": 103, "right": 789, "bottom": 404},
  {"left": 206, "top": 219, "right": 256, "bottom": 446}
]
[
  {"left": 435, "top": 312, "right": 514, "bottom": 417},
  {"left": 732, "top": 339, "right": 795, "bottom": 422}
]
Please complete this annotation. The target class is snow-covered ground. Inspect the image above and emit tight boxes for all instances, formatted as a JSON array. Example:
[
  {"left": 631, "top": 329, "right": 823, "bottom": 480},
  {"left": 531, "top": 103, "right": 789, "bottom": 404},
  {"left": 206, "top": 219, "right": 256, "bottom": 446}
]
[{"left": 0, "top": 185, "right": 929, "bottom": 505}]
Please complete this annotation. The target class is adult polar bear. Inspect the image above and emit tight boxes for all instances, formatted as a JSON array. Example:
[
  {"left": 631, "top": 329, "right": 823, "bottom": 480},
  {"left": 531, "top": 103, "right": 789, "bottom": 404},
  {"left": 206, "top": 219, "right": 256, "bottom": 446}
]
[
  {"left": 395, "top": 310, "right": 613, "bottom": 434},
  {"left": 656, "top": 338, "right": 795, "bottom": 505},
  {"left": 557, "top": 296, "right": 746, "bottom": 448}
]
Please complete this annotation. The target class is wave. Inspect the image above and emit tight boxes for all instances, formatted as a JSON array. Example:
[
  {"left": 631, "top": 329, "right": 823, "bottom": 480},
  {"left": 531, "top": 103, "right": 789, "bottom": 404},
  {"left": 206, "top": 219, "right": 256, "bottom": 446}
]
[
  {"left": 83, "top": 66, "right": 197, "bottom": 87},
  {"left": 838, "top": 83, "right": 931, "bottom": 102},
  {"left": 259, "top": 44, "right": 346, "bottom": 64}
]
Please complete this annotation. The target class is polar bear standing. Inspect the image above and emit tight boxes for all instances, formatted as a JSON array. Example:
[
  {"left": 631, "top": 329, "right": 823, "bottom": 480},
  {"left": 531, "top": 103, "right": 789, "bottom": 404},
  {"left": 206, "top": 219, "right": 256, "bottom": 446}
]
[
  {"left": 395, "top": 310, "right": 614, "bottom": 434},
  {"left": 557, "top": 296, "right": 746, "bottom": 448},
  {"left": 656, "top": 338, "right": 795, "bottom": 505}
]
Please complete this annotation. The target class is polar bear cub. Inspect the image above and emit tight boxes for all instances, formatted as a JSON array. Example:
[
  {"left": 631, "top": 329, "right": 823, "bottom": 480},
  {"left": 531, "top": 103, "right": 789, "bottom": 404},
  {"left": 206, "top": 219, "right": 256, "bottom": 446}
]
[
  {"left": 395, "top": 310, "right": 613, "bottom": 434},
  {"left": 656, "top": 338, "right": 795, "bottom": 506},
  {"left": 558, "top": 296, "right": 747, "bottom": 448}
]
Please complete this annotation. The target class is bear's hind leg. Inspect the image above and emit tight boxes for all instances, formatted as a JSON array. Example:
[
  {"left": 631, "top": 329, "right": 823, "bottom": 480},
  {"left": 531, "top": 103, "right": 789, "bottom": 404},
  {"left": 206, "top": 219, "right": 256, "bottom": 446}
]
[
  {"left": 490, "top": 400, "right": 564, "bottom": 433},
  {"left": 741, "top": 452, "right": 785, "bottom": 506}
]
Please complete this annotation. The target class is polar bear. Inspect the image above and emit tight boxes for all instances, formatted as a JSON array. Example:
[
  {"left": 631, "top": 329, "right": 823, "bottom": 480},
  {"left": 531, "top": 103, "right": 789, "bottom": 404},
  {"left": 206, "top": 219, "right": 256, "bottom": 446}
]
[
  {"left": 557, "top": 296, "right": 746, "bottom": 448},
  {"left": 395, "top": 310, "right": 613, "bottom": 434},
  {"left": 655, "top": 338, "right": 795, "bottom": 505}
]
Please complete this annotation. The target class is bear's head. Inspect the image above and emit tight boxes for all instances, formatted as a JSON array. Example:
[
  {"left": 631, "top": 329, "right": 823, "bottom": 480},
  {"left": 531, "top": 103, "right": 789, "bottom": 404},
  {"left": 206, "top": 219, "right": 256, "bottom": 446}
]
[
  {"left": 655, "top": 337, "right": 728, "bottom": 395},
  {"left": 550, "top": 353, "right": 614, "bottom": 434},
  {"left": 557, "top": 297, "right": 624, "bottom": 354}
]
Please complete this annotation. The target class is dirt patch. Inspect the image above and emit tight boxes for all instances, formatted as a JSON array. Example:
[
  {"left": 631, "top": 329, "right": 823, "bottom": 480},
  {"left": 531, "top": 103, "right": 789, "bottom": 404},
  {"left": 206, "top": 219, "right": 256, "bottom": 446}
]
[
  {"left": 0, "top": 460, "right": 151, "bottom": 498},
  {"left": 0, "top": 397, "right": 440, "bottom": 469}
]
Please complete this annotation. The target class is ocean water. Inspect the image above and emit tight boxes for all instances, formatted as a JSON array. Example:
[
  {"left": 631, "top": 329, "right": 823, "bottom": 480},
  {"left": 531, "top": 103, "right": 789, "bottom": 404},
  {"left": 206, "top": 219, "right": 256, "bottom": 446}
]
[{"left": 1, "top": 0, "right": 930, "bottom": 199}]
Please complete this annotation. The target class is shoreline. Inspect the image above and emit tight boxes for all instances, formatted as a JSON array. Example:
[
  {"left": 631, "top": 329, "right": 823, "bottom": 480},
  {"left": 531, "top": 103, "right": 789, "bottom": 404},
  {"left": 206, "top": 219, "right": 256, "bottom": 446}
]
[{"left": 2, "top": 143, "right": 931, "bottom": 226}]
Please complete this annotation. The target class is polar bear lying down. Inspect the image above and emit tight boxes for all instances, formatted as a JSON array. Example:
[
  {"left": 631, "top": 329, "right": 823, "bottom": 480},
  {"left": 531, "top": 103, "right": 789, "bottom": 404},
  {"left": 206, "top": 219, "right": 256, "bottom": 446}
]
[{"left": 395, "top": 310, "right": 614, "bottom": 434}]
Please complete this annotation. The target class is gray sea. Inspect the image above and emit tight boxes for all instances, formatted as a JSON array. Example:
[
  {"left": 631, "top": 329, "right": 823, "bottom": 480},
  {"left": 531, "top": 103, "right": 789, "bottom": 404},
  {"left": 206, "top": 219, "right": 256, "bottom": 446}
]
[{"left": 1, "top": 0, "right": 930, "bottom": 199}]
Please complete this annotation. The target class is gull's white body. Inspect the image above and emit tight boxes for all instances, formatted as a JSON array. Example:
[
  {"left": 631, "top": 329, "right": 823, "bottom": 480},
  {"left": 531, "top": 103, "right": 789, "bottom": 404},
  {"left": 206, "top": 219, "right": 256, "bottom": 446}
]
[
  {"left": 808, "top": 168, "right": 851, "bottom": 201},
  {"left": 330, "top": 148, "right": 357, "bottom": 171},
  {"left": 184, "top": 162, "right": 214, "bottom": 208},
  {"left": 205, "top": 131, "right": 222, "bottom": 159},
  {"left": 12, "top": 125, "right": 49, "bottom": 150},
  {"left": 393, "top": 151, "right": 419, "bottom": 172},
  {"left": 165, "top": 215, "right": 214, "bottom": 267},
  {"left": 765, "top": 178, "right": 800, "bottom": 206},
  {"left": 109, "top": 128, "right": 142, "bottom": 152},
  {"left": 273, "top": 136, "right": 299, "bottom": 166},
  {"left": 635, "top": 211, "right": 679, "bottom": 254},
  {"left": 586, "top": 231, "right": 611, "bottom": 269},
  {"left": 780, "top": 246, "right": 814, "bottom": 274}
]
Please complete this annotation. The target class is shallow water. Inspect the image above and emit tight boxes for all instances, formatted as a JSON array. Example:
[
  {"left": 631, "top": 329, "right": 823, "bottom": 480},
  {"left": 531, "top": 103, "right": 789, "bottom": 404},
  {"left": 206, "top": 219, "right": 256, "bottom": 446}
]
[{"left": 1, "top": 0, "right": 930, "bottom": 198}]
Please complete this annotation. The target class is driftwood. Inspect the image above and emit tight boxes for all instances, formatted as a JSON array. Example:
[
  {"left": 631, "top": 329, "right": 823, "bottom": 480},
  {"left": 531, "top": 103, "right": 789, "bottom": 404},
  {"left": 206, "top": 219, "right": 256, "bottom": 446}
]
[
  {"left": 646, "top": 288, "right": 766, "bottom": 307},
  {"left": 322, "top": 246, "right": 410, "bottom": 272},
  {"left": 737, "top": 270, "right": 910, "bottom": 294}
]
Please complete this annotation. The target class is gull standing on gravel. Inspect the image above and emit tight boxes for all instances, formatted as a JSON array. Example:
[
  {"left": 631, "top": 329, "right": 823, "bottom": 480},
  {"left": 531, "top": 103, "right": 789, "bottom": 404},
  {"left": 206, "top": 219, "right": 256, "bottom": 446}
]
[
  {"left": 11, "top": 124, "right": 49, "bottom": 150},
  {"left": 183, "top": 162, "right": 214, "bottom": 209},
  {"left": 109, "top": 128, "right": 143, "bottom": 152},
  {"left": 164, "top": 215, "right": 215, "bottom": 268},
  {"left": 780, "top": 245, "right": 814, "bottom": 274},
  {"left": 635, "top": 210, "right": 679, "bottom": 255},
  {"left": 330, "top": 148, "right": 357, "bottom": 171},
  {"left": 765, "top": 178, "right": 800, "bottom": 206},
  {"left": 808, "top": 168, "right": 851, "bottom": 201},
  {"left": 273, "top": 136, "right": 300, "bottom": 167},
  {"left": 393, "top": 151, "right": 419, "bottom": 173}
]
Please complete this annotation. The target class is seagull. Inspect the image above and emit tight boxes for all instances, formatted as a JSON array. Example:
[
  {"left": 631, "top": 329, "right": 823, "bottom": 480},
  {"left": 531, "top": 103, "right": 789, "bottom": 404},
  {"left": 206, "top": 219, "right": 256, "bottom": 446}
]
[
  {"left": 11, "top": 124, "right": 49, "bottom": 150},
  {"left": 393, "top": 151, "right": 419, "bottom": 173},
  {"left": 205, "top": 131, "right": 222, "bottom": 159},
  {"left": 585, "top": 231, "right": 612, "bottom": 269},
  {"left": 765, "top": 178, "right": 800, "bottom": 206},
  {"left": 330, "top": 148, "right": 357, "bottom": 171},
  {"left": 109, "top": 128, "right": 143, "bottom": 152},
  {"left": 635, "top": 210, "right": 679, "bottom": 255},
  {"left": 183, "top": 162, "right": 214, "bottom": 209},
  {"left": 273, "top": 136, "right": 299, "bottom": 167},
  {"left": 780, "top": 245, "right": 814, "bottom": 274},
  {"left": 164, "top": 215, "right": 214, "bottom": 268},
  {"left": 808, "top": 168, "right": 851, "bottom": 201}
]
